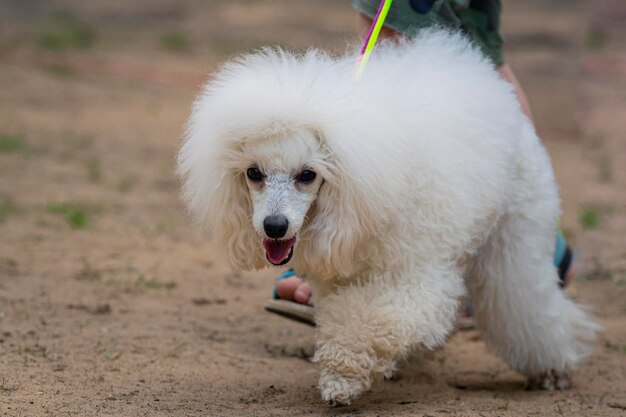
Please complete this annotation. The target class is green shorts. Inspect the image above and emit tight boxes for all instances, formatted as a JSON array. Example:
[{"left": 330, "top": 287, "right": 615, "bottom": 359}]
[{"left": 352, "top": 0, "right": 504, "bottom": 65}]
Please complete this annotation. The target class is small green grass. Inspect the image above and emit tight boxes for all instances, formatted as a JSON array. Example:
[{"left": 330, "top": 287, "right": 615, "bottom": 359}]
[
  {"left": 13, "top": 344, "right": 48, "bottom": 359},
  {"left": 136, "top": 275, "right": 177, "bottom": 290},
  {"left": 39, "top": 61, "right": 75, "bottom": 77},
  {"left": 103, "top": 350, "right": 122, "bottom": 361},
  {"left": 0, "top": 378, "right": 18, "bottom": 394},
  {"left": 580, "top": 208, "right": 602, "bottom": 230},
  {"left": 117, "top": 176, "right": 137, "bottom": 193},
  {"left": 46, "top": 202, "right": 92, "bottom": 229},
  {"left": 104, "top": 277, "right": 118, "bottom": 287},
  {"left": 0, "top": 198, "right": 20, "bottom": 224},
  {"left": 160, "top": 32, "right": 189, "bottom": 52},
  {"left": 497, "top": 400, "right": 510, "bottom": 411},
  {"left": 555, "top": 403, "right": 566, "bottom": 416},
  {"left": 585, "top": 29, "right": 607, "bottom": 50},
  {"left": 0, "top": 134, "right": 27, "bottom": 153},
  {"left": 36, "top": 12, "right": 96, "bottom": 51},
  {"left": 86, "top": 157, "right": 102, "bottom": 183},
  {"left": 74, "top": 258, "right": 101, "bottom": 281}
]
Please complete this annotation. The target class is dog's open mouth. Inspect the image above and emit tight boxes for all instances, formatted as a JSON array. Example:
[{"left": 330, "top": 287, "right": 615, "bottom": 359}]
[{"left": 263, "top": 237, "right": 296, "bottom": 266}]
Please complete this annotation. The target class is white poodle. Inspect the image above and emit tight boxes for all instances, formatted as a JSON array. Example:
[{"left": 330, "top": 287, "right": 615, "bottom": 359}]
[{"left": 178, "top": 30, "right": 599, "bottom": 405}]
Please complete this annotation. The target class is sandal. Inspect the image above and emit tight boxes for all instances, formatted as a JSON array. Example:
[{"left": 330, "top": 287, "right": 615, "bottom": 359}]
[
  {"left": 265, "top": 269, "right": 316, "bottom": 326},
  {"left": 555, "top": 228, "right": 574, "bottom": 288}
]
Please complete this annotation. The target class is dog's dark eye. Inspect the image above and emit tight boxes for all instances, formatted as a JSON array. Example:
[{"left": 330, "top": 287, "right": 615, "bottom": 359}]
[
  {"left": 297, "top": 170, "right": 316, "bottom": 184},
  {"left": 246, "top": 167, "right": 264, "bottom": 182}
]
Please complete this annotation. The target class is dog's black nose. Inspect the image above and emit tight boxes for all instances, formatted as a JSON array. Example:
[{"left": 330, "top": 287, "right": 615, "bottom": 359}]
[{"left": 263, "top": 215, "right": 289, "bottom": 239}]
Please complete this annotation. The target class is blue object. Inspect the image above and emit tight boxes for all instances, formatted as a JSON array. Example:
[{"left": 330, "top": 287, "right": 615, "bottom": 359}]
[
  {"left": 554, "top": 228, "right": 567, "bottom": 267},
  {"left": 409, "top": 0, "right": 437, "bottom": 14}
]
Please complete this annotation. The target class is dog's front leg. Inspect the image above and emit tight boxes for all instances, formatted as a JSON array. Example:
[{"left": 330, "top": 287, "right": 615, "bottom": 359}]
[{"left": 313, "top": 264, "right": 465, "bottom": 405}]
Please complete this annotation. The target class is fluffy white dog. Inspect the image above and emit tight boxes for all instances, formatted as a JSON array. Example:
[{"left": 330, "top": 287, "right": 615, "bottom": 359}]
[{"left": 178, "top": 30, "right": 599, "bottom": 405}]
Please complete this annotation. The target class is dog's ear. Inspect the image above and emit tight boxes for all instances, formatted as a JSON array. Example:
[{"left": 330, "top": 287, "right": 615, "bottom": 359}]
[
  {"left": 178, "top": 141, "right": 264, "bottom": 272},
  {"left": 300, "top": 130, "right": 396, "bottom": 278},
  {"left": 207, "top": 171, "right": 265, "bottom": 270}
]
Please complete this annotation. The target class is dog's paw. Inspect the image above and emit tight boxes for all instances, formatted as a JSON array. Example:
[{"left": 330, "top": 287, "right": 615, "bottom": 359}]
[
  {"left": 526, "top": 370, "right": 571, "bottom": 391},
  {"left": 319, "top": 373, "right": 369, "bottom": 406}
]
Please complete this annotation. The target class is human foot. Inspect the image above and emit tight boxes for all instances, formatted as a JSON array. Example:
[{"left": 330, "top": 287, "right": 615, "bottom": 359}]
[
  {"left": 275, "top": 273, "right": 313, "bottom": 305},
  {"left": 265, "top": 271, "right": 315, "bottom": 326}
]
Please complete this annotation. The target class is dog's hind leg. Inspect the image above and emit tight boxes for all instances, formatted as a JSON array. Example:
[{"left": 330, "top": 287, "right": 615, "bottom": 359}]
[
  {"left": 313, "top": 264, "right": 465, "bottom": 405},
  {"left": 466, "top": 180, "right": 600, "bottom": 389}
]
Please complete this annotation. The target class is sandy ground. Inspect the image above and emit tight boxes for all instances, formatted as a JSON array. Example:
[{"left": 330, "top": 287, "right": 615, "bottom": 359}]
[{"left": 0, "top": 0, "right": 625, "bottom": 416}]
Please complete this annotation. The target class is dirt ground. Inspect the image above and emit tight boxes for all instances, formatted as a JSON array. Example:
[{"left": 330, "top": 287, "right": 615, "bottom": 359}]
[{"left": 1, "top": 0, "right": 625, "bottom": 416}]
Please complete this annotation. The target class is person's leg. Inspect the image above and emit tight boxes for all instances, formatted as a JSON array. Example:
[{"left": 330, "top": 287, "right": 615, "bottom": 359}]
[{"left": 497, "top": 63, "right": 533, "bottom": 121}]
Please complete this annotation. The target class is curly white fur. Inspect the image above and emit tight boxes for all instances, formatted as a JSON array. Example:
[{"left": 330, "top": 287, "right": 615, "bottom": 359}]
[{"left": 178, "top": 30, "right": 600, "bottom": 405}]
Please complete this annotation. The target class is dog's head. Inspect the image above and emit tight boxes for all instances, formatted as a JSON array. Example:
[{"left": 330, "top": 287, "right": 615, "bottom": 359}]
[
  {"left": 237, "top": 130, "right": 327, "bottom": 267},
  {"left": 178, "top": 49, "right": 398, "bottom": 276},
  {"left": 178, "top": 126, "right": 373, "bottom": 276}
]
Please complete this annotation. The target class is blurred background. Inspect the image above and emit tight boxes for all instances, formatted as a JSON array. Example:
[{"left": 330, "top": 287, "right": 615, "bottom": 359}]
[{"left": 0, "top": 1, "right": 625, "bottom": 415}]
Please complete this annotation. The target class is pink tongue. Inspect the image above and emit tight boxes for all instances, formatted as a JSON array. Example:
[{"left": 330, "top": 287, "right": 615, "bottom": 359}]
[{"left": 263, "top": 237, "right": 296, "bottom": 264}]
